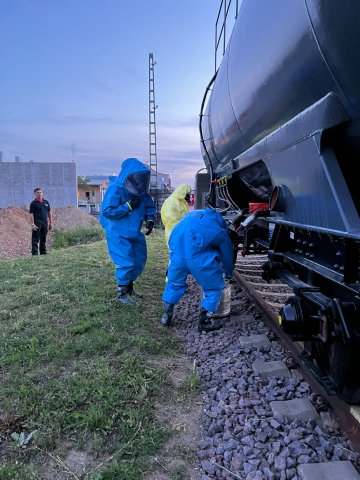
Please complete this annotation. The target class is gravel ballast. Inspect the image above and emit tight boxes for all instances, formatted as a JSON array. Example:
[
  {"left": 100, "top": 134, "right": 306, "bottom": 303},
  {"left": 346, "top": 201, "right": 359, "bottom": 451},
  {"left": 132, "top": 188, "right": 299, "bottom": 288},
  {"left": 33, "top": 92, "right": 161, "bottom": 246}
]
[{"left": 170, "top": 277, "right": 360, "bottom": 480}]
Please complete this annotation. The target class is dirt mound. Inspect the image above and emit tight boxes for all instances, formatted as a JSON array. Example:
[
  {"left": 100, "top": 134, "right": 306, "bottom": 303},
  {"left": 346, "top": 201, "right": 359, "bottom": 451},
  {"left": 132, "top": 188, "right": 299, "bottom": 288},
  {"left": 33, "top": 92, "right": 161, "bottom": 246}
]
[
  {"left": 0, "top": 206, "right": 99, "bottom": 259},
  {"left": 51, "top": 206, "right": 99, "bottom": 232}
]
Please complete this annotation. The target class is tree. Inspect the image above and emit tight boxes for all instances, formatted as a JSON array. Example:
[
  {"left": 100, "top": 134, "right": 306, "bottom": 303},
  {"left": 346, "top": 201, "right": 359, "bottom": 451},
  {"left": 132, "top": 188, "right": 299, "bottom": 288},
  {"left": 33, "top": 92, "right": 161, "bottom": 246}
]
[{"left": 77, "top": 176, "right": 90, "bottom": 188}]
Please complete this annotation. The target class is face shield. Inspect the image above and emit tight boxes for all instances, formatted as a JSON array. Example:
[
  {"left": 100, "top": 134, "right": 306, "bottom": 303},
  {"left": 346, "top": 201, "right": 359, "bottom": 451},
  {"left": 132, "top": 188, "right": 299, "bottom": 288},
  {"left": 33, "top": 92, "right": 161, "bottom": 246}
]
[{"left": 125, "top": 172, "right": 150, "bottom": 195}]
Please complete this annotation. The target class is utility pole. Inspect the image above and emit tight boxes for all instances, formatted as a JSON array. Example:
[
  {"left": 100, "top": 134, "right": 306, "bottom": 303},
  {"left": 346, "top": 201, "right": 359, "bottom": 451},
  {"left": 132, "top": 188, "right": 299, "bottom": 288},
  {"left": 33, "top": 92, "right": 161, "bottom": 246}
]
[
  {"left": 71, "top": 143, "right": 76, "bottom": 162},
  {"left": 148, "top": 53, "right": 159, "bottom": 221}
]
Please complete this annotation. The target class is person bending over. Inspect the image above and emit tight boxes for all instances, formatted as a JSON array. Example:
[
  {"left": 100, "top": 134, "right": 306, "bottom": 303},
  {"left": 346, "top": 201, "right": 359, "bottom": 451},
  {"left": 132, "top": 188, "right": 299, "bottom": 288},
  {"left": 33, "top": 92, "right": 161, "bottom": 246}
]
[{"left": 160, "top": 207, "right": 234, "bottom": 332}]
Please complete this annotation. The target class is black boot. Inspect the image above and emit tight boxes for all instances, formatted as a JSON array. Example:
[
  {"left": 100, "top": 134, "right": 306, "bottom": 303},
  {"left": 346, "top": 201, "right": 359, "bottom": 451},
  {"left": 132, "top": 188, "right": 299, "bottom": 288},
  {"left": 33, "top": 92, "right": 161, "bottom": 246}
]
[
  {"left": 198, "top": 308, "right": 223, "bottom": 333},
  {"left": 117, "top": 285, "right": 135, "bottom": 305},
  {"left": 127, "top": 280, "right": 143, "bottom": 299},
  {"left": 161, "top": 302, "right": 174, "bottom": 327}
]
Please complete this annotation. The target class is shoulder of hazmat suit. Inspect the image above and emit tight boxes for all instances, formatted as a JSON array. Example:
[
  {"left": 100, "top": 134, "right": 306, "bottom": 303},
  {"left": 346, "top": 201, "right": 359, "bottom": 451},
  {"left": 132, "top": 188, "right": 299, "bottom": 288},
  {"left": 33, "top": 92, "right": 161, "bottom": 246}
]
[
  {"left": 160, "top": 183, "right": 191, "bottom": 245},
  {"left": 168, "top": 208, "right": 234, "bottom": 278},
  {"left": 100, "top": 158, "right": 155, "bottom": 239}
]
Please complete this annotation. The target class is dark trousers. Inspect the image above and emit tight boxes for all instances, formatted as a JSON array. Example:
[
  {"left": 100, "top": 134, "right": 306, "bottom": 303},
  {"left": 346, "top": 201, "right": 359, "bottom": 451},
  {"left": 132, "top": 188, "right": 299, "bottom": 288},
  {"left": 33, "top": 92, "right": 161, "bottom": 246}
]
[{"left": 32, "top": 222, "right": 48, "bottom": 255}]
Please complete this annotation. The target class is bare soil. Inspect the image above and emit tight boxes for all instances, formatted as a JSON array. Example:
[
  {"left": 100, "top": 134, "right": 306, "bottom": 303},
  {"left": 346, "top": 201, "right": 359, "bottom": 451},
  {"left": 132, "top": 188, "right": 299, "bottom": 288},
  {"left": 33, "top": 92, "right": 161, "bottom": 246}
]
[
  {"left": 143, "top": 354, "right": 202, "bottom": 480},
  {"left": 0, "top": 206, "right": 99, "bottom": 259}
]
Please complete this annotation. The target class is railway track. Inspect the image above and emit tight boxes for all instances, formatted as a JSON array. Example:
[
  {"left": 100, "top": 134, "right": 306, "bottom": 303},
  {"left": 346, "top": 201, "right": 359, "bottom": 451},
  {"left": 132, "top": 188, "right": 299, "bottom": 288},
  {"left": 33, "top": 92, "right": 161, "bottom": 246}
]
[{"left": 234, "top": 252, "right": 360, "bottom": 454}]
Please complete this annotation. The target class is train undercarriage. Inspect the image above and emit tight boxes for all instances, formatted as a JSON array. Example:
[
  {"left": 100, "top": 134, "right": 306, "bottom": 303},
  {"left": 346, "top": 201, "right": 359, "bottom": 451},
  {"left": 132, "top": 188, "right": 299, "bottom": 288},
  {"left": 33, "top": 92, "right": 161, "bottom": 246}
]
[{"left": 227, "top": 209, "right": 360, "bottom": 404}]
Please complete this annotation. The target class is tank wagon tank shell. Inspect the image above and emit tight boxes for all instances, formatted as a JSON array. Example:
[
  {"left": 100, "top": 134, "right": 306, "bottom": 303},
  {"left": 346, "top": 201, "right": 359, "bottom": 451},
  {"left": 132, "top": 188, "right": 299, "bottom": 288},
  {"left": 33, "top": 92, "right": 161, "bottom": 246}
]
[
  {"left": 203, "top": 0, "right": 360, "bottom": 171},
  {"left": 200, "top": 0, "right": 360, "bottom": 404},
  {"left": 201, "top": 0, "right": 360, "bottom": 237}
]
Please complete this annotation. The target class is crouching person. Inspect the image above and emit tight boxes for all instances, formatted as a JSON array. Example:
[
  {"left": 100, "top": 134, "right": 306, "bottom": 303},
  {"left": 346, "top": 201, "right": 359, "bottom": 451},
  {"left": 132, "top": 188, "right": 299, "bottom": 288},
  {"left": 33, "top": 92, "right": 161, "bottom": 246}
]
[
  {"left": 100, "top": 158, "right": 156, "bottom": 304},
  {"left": 161, "top": 208, "right": 234, "bottom": 332}
]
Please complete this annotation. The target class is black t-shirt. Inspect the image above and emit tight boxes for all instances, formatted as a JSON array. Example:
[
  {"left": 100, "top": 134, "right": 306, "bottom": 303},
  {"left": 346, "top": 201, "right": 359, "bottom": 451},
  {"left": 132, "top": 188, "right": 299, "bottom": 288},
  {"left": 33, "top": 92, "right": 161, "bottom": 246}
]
[{"left": 30, "top": 199, "right": 51, "bottom": 223}]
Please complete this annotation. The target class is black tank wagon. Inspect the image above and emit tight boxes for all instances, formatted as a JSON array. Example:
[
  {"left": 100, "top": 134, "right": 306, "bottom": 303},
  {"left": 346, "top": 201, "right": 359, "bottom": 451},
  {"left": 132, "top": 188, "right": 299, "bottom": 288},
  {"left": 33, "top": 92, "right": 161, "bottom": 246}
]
[{"left": 200, "top": 0, "right": 360, "bottom": 403}]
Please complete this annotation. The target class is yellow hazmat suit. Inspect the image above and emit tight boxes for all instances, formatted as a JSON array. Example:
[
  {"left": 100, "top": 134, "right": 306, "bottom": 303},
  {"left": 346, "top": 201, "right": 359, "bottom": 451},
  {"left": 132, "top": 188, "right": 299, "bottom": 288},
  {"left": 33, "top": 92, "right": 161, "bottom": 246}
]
[{"left": 160, "top": 183, "right": 192, "bottom": 246}]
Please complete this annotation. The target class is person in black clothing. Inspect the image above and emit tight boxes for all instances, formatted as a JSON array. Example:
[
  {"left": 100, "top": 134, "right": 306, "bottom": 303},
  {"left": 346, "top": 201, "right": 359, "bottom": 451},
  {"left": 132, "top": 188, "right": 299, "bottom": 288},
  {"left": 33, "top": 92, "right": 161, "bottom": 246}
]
[{"left": 29, "top": 187, "right": 53, "bottom": 255}]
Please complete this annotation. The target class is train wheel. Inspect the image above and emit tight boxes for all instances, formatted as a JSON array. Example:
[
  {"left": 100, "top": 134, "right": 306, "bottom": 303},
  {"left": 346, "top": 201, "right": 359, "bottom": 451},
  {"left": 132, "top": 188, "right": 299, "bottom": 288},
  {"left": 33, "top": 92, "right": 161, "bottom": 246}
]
[
  {"left": 328, "top": 342, "right": 360, "bottom": 404},
  {"left": 312, "top": 341, "right": 360, "bottom": 404}
]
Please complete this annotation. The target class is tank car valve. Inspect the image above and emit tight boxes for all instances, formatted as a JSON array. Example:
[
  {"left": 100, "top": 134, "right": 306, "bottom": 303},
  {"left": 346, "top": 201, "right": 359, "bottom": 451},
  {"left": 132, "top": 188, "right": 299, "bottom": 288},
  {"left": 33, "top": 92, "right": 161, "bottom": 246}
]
[
  {"left": 227, "top": 210, "right": 245, "bottom": 232},
  {"left": 236, "top": 210, "right": 267, "bottom": 234}
]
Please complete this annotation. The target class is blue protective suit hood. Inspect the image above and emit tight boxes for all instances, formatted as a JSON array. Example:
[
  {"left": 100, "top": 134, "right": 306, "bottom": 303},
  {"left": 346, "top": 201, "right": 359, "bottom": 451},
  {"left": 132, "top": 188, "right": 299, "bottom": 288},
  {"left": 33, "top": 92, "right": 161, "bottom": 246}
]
[{"left": 116, "top": 158, "right": 151, "bottom": 196}]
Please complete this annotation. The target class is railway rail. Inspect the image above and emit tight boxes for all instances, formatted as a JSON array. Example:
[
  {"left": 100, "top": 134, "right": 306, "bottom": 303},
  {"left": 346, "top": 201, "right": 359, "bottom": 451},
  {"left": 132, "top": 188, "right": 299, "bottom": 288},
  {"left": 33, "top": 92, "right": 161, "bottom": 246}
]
[{"left": 234, "top": 252, "right": 360, "bottom": 454}]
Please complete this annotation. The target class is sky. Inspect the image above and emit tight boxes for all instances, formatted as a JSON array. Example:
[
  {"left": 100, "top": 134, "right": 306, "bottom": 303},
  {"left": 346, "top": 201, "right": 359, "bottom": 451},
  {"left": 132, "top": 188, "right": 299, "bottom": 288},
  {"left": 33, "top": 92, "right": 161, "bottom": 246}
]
[{"left": 0, "top": 0, "right": 228, "bottom": 188}]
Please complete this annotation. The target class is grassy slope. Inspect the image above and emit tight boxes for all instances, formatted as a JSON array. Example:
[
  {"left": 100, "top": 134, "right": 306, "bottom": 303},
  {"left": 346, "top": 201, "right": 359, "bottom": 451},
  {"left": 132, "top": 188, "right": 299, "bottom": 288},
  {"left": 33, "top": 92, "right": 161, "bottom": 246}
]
[{"left": 0, "top": 229, "right": 181, "bottom": 479}]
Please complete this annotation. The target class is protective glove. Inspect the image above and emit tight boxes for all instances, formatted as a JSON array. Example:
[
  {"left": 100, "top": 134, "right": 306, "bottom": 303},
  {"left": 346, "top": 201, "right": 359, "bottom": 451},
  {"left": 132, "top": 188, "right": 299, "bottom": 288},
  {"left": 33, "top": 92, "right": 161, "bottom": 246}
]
[
  {"left": 225, "top": 275, "right": 235, "bottom": 285},
  {"left": 127, "top": 198, "right": 140, "bottom": 211},
  {"left": 145, "top": 220, "right": 154, "bottom": 236}
]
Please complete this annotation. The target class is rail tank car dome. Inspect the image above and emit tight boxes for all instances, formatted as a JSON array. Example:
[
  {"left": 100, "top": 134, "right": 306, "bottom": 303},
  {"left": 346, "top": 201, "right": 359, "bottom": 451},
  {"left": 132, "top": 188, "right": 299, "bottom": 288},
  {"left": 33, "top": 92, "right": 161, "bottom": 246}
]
[{"left": 202, "top": 0, "right": 360, "bottom": 172}]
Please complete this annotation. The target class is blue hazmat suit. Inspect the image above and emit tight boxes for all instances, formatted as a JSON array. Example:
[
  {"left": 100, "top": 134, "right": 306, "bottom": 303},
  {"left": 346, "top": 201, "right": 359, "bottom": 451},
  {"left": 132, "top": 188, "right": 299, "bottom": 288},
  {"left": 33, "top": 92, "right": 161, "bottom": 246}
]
[
  {"left": 162, "top": 208, "right": 234, "bottom": 313},
  {"left": 100, "top": 158, "right": 156, "bottom": 285}
]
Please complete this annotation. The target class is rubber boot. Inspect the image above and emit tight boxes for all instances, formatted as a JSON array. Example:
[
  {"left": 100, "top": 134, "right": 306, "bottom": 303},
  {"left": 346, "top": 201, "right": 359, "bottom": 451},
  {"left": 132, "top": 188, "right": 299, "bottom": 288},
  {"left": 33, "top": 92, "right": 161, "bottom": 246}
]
[
  {"left": 117, "top": 285, "right": 135, "bottom": 305},
  {"left": 161, "top": 302, "right": 174, "bottom": 327},
  {"left": 198, "top": 308, "right": 223, "bottom": 333},
  {"left": 127, "top": 280, "right": 143, "bottom": 299}
]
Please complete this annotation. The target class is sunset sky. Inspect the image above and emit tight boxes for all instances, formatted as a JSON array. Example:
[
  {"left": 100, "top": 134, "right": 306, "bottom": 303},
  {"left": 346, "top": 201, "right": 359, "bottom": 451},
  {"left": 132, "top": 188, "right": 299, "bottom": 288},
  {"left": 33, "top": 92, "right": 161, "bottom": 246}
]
[{"left": 0, "top": 0, "right": 236, "bottom": 187}]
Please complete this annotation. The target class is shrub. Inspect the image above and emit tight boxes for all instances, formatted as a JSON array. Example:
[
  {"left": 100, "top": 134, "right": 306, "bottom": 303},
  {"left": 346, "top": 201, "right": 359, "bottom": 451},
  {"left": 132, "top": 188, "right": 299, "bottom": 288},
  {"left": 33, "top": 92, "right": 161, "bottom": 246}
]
[{"left": 53, "top": 226, "right": 104, "bottom": 249}]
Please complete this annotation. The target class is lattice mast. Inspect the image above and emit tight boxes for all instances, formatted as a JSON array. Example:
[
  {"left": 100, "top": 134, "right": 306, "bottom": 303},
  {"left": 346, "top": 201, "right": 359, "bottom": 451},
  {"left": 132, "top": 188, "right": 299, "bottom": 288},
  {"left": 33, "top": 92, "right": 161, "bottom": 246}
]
[{"left": 148, "top": 53, "right": 158, "bottom": 199}]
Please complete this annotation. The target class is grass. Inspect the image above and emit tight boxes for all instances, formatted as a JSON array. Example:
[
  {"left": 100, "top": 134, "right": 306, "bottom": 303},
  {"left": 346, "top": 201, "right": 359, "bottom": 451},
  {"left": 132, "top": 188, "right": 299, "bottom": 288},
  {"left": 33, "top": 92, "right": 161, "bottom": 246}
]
[
  {"left": 170, "top": 464, "right": 187, "bottom": 479},
  {"left": 181, "top": 365, "right": 201, "bottom": 394},
  {"left": 52, "top": 225, "right": 105, "bottom": 249},
  {"left": 0, "top": 228, "right": 182, "bottom": 478}
]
